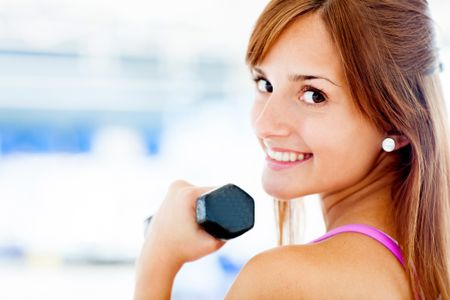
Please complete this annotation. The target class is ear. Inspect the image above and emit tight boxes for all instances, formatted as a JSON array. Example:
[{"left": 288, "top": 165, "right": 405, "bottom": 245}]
[
  {"left": 382, "top": 133, "right": 410, "bottom": 153},
  {"left": 394, "top": 134, "right": 410, "bottom": 150}
]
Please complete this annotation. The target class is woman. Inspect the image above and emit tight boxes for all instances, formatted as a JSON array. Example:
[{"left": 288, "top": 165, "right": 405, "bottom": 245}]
[{"left": 134, "top": 0, "right": 450, "bottom": 299}]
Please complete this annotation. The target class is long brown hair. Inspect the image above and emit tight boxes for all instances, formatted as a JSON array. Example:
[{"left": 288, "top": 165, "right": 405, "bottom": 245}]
[{"left": 246, "top": 0, "right": 450, "bottom": 298}]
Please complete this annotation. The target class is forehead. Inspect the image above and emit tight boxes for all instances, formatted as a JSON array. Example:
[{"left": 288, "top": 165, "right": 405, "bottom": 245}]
[{"left": 258, "top": 12, "right": 343, "bottom": 81}]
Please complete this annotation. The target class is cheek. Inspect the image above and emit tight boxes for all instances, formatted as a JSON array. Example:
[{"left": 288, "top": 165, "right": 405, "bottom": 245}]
[
  {"left": 250, "top": 101, "right": 259, "bottom": 126},
  {"left": 304, "top": 114, "right": 383, "bottom": 191}
]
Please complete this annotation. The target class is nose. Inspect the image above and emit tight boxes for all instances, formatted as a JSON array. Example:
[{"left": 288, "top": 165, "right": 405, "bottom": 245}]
[{"left": 252, "top": 92, "right": 291, "bottom": 139}]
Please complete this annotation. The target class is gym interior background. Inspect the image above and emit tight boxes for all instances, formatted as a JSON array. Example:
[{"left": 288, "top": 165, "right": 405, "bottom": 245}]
[{"left": 0, "top": 0, "right": 448, "bottom": 299}]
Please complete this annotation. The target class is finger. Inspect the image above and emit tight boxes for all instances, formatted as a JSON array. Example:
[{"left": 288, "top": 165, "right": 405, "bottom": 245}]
[
  {"left": 167, "top": 180, "right": 195, "bottom": 204},
  {"left": 169, "top": 179, "right": 193, "bottom": 192},
  {"left": 196, "top": 186, "right": 218, "bottom": 196},
  {"left": 177, "top": 185, "right": 218, "bottom": 204}
]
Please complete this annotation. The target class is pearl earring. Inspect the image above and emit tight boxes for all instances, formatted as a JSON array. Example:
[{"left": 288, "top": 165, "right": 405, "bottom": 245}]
[{"left": 382, "top": 137, "right": 396, "bottom": 152}]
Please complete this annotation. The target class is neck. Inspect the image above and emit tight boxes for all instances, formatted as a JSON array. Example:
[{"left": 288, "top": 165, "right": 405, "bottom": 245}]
[{"left": 319, "top": 153, "right": 398, "bottom": 238}]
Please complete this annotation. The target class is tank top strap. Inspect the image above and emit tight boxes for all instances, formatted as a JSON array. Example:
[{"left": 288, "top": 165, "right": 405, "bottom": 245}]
[{"left": 309, "top": 223, "right": 405, "bottom": 268}]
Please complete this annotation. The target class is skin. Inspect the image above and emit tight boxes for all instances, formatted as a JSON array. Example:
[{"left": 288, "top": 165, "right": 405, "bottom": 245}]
[{"left": 134, "top": 12, "right": 413, "bottom": 299}]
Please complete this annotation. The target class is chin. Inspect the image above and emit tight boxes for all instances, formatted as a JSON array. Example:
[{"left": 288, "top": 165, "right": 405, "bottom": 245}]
[{"left": 261, "top": 175, "right": 309, "bottom": 200}]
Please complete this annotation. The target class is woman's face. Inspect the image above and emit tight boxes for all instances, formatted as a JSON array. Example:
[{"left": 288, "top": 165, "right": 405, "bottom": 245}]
[{"left": 251, "top": 12, "right": 384, "bottom": 200}]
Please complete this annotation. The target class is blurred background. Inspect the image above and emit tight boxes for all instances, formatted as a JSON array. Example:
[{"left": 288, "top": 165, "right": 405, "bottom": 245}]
[{"left": 0, "top": 0, "right": 448, "bottom": 299}]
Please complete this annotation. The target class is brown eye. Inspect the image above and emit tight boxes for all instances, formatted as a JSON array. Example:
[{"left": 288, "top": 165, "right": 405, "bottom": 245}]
[
  {"left": 256, "top": 78, "right": 273, "bottom": 93},
  {"left": 301, "top": 90, "right": 325, "bottom": 104}
]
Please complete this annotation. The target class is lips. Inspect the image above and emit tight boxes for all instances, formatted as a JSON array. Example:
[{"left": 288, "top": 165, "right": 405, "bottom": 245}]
[{"left": 265, "top": 153, "right": 313, "bottom": 171}]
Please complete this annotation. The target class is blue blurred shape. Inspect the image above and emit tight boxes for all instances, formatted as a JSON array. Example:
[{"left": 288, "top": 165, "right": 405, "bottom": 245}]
[
  {"left": 0, "top": 244, "right": 25, "bottom": 260},
  {"left": 0, "top": 108, "right": 165, "bottom": 155},
  {"left": 0, "top": 124, "right": 92, "bottom": 154},
  {"left": 142, "top": 127, "right": 162, "bottom": 156},
  {"left": 217, "top": 254, "right": 243, "bottom": 275}
]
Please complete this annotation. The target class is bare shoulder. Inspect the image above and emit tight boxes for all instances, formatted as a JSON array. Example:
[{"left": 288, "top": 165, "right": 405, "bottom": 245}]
[
  {"left": 225, "top": 234, "right": 412, "bottom": 299},
  {"left": 224, "top": 243, "right": 326, "bottom": 300}
]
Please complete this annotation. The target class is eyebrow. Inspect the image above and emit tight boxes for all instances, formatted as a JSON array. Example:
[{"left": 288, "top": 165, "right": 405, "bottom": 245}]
[{"left": 252, "top": 67, "right": 341, "bottom": 87}]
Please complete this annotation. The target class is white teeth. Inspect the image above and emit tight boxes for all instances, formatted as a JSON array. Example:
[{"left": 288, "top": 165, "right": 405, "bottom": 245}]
[
  {"left": 267, "top": 149, "right": 276, "bottom": 160},
  {"left": 267, "top": 149, "right": 310, "bottom": 162},
  {"left": 275, "top": 152, "right": 283, "bottom": 161},
  {"left": 289, "top": 153, "right": 297, "bottom": 162}
]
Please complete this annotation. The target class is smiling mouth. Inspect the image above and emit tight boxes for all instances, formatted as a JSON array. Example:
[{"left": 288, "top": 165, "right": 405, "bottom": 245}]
[{"left": 266, "top": 148, "right": 313, "bottom": 162}]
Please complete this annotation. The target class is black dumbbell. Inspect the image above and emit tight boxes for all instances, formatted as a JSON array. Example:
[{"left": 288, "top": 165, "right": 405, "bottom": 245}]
[{"left": 144, "top": 184, "right": 255, "bottom": 240}]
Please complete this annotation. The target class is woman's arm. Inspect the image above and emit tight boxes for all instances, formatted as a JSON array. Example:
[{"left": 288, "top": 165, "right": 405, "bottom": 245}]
[
  {"left": 133, "top": 236, "right": 183, "bottom": 300},
  {"left": 133, "top": 180, "right": 225, "bottom": 300}
]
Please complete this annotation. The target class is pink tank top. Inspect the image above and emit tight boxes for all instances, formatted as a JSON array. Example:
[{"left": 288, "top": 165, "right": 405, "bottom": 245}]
[{"left": 309, "top": 223, "right": 405, "bottom": 268}]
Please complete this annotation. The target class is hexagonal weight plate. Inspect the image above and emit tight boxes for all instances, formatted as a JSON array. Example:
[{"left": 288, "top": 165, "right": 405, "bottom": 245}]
[{"left": 196, "top": 184, "right": 255, "bottom": 240}]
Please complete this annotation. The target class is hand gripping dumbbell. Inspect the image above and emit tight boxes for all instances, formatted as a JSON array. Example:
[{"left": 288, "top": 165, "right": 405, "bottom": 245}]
[{"left": 144, "top": 184, "right": 255, "bottom": 240}]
